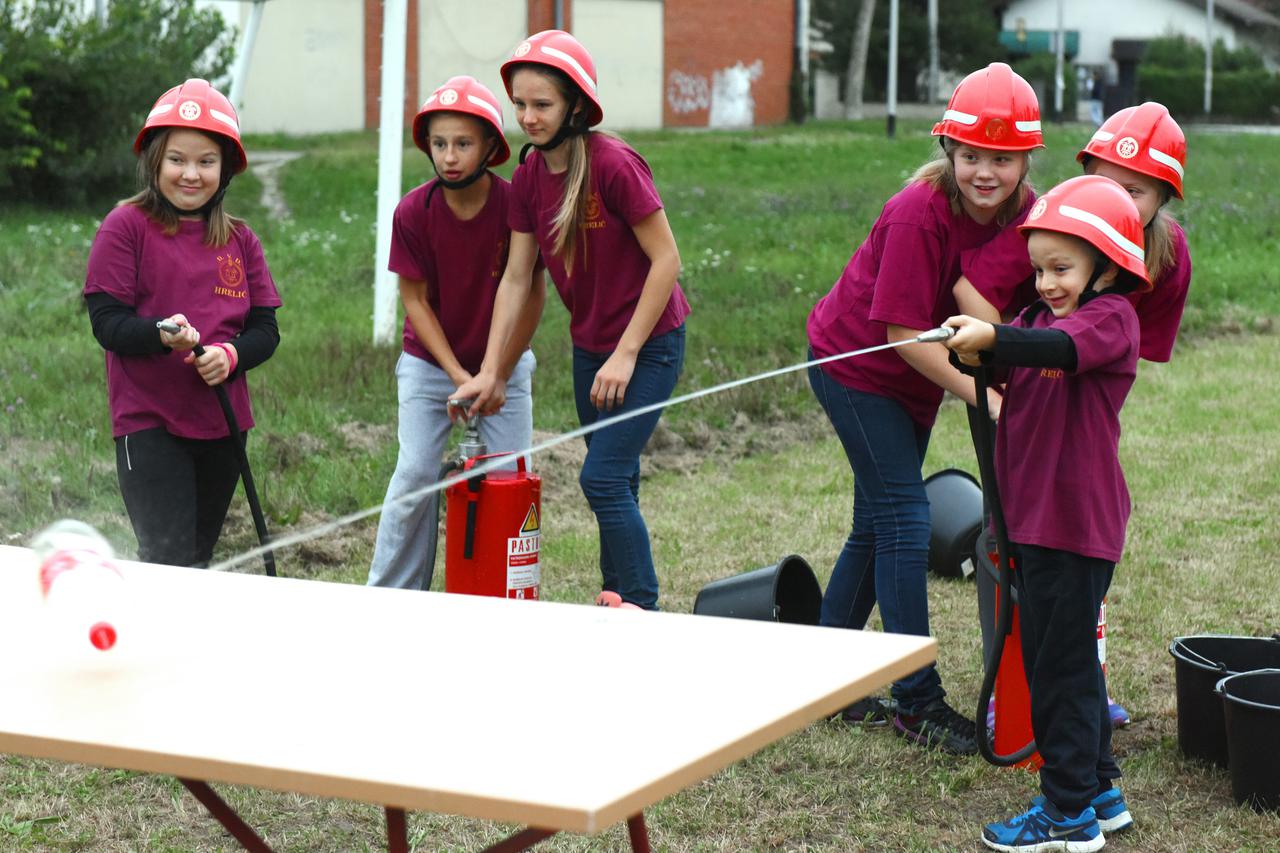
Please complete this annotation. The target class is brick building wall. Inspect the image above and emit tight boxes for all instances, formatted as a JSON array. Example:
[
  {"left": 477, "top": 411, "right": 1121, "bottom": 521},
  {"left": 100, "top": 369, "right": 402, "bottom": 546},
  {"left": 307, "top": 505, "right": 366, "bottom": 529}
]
[
  {"left": 527, "top": 0, "right": 572, "bottom": 33},
  {"left": 363, "top": 0, "right": 421, "bottom": 129},
  {"left": 663, "top": 0, "right": 794, "bottom": 127}
]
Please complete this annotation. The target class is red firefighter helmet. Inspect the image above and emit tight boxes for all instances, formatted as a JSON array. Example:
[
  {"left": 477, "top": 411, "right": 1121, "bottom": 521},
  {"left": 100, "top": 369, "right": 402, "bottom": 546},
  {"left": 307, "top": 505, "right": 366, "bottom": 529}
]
[
  {"left": 1077, "top": 102, "right": 1186, "bottom": 199},
  {"left": 1019, "top": 174, "right": 1151, "bottom": 288},
  {"left": 500, "top": 29, "right": 603, "bottom": 127},
  {"left": 412, "top": 76, "right": 510, "bottom": 166},
  {"left": 932, "top": 62, "right": 1044, "bottom": 151},
  {"left": 134, "top": 79, "right": 246, "bottom": 173}
]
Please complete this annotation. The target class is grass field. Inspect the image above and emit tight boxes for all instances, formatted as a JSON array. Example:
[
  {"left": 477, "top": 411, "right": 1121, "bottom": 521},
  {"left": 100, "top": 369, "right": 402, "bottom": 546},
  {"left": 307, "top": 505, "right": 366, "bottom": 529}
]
[{"left": 2, "top": 118, "right": 1279, "bottom": 850}]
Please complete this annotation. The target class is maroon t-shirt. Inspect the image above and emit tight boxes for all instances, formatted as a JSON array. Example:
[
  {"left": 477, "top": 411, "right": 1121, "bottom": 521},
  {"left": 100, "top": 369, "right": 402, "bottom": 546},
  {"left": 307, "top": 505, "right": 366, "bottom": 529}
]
[
  {"left": 997, "top": 296, "right": 1140, "bottom": 562},
  {"left": 962, "top": 217, "right": 1192, "bottom": 363},
  {"left": 84, "top": 204, "right": 281, "bottom": 439},
  {"left": 807, "top": 181, "right": 1028, "bottom": 428},
  {"left": 389, "top": 177, "right": 516, "bottom": 373},
  {"left": 509, "top": 133, "right": 690, "bottom": 353}
]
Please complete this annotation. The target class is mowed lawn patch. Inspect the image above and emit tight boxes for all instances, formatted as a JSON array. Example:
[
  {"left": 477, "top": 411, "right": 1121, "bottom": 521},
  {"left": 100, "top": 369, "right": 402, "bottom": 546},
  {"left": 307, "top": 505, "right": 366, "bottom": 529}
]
[{"left": 2, "top": 120, "right": 1279, "bottom": 849}]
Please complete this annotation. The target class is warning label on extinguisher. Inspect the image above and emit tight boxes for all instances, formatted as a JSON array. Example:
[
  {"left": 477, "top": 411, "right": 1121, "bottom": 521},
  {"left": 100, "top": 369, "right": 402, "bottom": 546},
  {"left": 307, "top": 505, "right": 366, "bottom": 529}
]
[{"left": 507, "top": 503, "right": 540, "bottom": 599}]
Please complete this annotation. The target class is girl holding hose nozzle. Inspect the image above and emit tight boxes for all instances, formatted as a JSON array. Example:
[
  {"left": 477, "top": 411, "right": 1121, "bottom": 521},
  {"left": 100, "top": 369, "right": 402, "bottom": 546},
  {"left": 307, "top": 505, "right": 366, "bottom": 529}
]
[
  {"left": 455, "top": 31, "right": 690, "bottom": 611},
  {"left": 367, "top": 76, "right": 545, "bottom": 591},
  {"left": 83, "top": 79, "right": 280, "bottom": 569},
  {"left": 805, "top": 63, "right": 1041, "bottom": 753},
  {"left": 944, "top": 175, "right": 1148, "bottom": 852}
]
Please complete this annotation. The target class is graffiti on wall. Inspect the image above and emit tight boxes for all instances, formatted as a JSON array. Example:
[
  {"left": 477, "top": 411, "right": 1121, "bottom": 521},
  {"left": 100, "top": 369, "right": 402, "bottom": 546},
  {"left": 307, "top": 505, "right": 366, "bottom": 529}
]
[{"left": 667, "top": 60, "right": 763, "bottom": 127}]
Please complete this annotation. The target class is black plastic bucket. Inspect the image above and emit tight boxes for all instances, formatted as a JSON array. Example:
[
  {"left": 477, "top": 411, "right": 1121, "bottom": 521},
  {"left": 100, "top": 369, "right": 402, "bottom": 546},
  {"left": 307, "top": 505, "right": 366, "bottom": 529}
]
[
  {"left": 924, "top": 469, "right": 983, "bottom": 579},
  {"left": 692, "top": 555, "right": 822, "bottom": 625},
  {"left": 1216, "top": 669, "right": 1280, "bottom": 811},
  {"left": 1168, "top": 634, "right": 1280, "bottom": 767}
]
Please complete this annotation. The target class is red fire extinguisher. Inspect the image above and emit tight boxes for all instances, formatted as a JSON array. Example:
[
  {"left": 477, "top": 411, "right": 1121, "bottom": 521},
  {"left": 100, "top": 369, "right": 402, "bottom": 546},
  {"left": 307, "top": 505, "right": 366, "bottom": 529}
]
[{"left": 443, "top": 430, "right": 542, "bottom": 600}]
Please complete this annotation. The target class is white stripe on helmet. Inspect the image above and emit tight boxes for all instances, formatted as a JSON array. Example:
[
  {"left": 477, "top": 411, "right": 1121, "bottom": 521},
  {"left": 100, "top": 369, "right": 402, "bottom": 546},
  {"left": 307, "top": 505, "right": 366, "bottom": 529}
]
[
  {"left": 466, "top": 93, "right": 504, "bottom": 128},
  {"left": 1148, "top": 146, "right": 1185, "bottom": 179},
  {"left": 941, "top": 109, "right": 978, "bottom": 125},
  {"left": 147, "top": 104, "right": 174, "bottom": 120},
  {"left": 539, "top": 45, "right": 597, "bottom": 94},
  {"left": 209, "top": 108, "right": 239, "bottom": 133},
  {"left": 1058, "top": 204, "right": 1144, "bottom": 262},
  {"left": 1015, "top": 120, "right": 1041, "bottom": 132},
  {"left": 1091, "top": 130, "right": 1115, "bottom": 143}
]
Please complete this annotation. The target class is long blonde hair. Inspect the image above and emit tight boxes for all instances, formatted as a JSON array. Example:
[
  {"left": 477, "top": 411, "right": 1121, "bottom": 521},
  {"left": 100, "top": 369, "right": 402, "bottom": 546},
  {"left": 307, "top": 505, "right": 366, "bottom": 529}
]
[
  {"left": 122, "top": 127, "right": 242, "bottom": 247},
  {"left": 1144, "top": 207, "right": 1177, "bottom": 284},
  {"left": 910, "top": 139, "right": 1032, "bottom": 228},
  {"left": 518, "top": 65, "right": 594, "bottom": 270}
]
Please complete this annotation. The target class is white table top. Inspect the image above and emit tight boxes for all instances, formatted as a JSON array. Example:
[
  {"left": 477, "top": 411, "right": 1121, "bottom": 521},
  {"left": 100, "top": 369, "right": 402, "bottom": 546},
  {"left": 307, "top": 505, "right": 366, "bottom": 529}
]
[{"left": 0, "top": 544, "right": 935, "bottom": 833}]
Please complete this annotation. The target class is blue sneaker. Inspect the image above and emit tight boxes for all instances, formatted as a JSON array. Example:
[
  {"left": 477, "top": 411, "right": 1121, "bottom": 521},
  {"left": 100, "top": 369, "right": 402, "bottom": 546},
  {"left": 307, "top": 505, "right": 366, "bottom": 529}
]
[
  {"left": 982, "top": 804, "right": 1105, "bottom": 852},
  {"left": 1033, "top": 788, "right": 1132, "bottom": 834}
]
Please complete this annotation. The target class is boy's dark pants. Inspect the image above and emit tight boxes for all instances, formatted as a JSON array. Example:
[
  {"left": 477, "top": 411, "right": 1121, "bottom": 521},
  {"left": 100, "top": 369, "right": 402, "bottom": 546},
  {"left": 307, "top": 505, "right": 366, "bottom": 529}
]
[{"left": 1013, "top": 542, "right": 1122, "bottom": 816}]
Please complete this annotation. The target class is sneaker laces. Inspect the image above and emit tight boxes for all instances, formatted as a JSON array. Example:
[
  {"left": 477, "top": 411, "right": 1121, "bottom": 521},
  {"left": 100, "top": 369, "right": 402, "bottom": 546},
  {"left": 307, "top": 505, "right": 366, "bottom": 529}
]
[{"left": 925, "top": 700, "right": 977, "bottom": 739}]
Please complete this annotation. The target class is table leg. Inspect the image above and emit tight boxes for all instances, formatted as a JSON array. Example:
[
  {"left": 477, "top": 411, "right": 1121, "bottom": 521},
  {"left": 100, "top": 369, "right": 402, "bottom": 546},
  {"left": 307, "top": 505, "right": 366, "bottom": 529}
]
[
  {"left": 178, "top": 778, "right": 273, "bottom": 852},
  {"left": 627, "top": 813, "right": 651, "bottom": 852},
  {"left": 482, "top": 827, "right": 558, "bottom": 851},
  {"left": 386, "top": 807, "right": 408, "bottom": 853}
]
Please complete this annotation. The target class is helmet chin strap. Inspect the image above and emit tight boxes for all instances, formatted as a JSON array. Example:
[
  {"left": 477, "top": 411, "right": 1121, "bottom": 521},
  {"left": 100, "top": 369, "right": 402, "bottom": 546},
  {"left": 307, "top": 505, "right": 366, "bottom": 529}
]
[
  {"left": 423, "top": 138, "right": 499, "bottom": 210},
  {"left": 519, "top": 96, "right": 587, "bottom": 165}
]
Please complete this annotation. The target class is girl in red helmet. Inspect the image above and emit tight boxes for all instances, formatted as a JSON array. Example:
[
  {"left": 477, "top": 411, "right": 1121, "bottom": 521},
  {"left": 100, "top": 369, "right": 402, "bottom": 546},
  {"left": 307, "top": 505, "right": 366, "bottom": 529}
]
[
  {"left": 366, "top": 76, "right": 546, "bottom": 591},
  {"left": 82, "top": 79, "right": 281, "bottom": 568},
  {"left": 806, "top": 63, "right": 1041, "bottom": 752},
  {"left": 958, "top": 102, "right": 1190, "bottom": 739},
  {"left": 943, "top": 174, "right": 1149, "bottom": 852},
  {"left": 455, "top": 30, "right": 690, "bottom": 611}
]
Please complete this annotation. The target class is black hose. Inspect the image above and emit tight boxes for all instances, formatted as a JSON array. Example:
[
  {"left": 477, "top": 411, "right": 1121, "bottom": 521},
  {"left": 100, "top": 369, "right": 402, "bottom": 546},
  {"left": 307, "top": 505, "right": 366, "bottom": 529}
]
[
  {"left": 423, "top": 460, "right": 459, "bottom": 591},
  {"left": 971, "top": 365, "right": 1038, "bottom": 767},
  {"left": 193, "top": 343, "right": 276, "bottom": 578}
]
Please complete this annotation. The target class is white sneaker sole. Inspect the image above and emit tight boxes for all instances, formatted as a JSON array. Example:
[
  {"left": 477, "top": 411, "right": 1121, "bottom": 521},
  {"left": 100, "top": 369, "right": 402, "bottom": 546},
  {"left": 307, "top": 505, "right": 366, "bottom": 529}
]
[
  {"left": 1097, "top": 809, "right": 1132, "bottom": 833},
  {"left": 981, "top": 832, "right": 1106, "bottom": 852}
]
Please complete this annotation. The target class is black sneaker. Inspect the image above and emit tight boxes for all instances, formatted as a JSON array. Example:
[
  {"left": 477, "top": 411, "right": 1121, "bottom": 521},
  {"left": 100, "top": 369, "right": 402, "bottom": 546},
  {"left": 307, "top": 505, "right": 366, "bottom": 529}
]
[
  {"left": 893, "top": 698, "right": 979, "bottom": 755},
  {"left": 833, "top": 695, "right": 897, "bottom": 727}
]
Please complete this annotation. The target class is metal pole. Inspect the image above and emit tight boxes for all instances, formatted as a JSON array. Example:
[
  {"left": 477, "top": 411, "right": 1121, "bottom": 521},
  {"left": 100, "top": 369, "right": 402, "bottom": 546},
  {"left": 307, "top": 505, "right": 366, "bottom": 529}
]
[
  {"left": 887, "top": 0, "right": 898, "bottom": 138},
  {"left": 927, "top": 0, "right": 938, "bottom": 103},
  {"left": 554, "top": 0, "right": 564, "bottom": 30},
  {"left": 95, "top": 0, "right": 107, "bottom": 26},
  {"left": 229, "top": 0, "right": 267, "bottom": 112},
  {"left": 1205, "top": 0, "right": 1214, "bottom": 114},
  {"left": 799, "top": 0, "right": 810, "bottom": 80},
  {"left": 1054, "top": 0, "right": 1065, "bottom": 119},
  {"left": 373, "top": 0, "right": 408, "bottom": 346}
]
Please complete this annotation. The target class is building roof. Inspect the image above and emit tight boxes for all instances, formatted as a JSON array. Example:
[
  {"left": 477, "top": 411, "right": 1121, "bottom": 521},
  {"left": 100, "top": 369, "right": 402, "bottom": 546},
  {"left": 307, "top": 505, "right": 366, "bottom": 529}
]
[{"left": 1199, "top": 0, "right": 1280, "bottom": 27}]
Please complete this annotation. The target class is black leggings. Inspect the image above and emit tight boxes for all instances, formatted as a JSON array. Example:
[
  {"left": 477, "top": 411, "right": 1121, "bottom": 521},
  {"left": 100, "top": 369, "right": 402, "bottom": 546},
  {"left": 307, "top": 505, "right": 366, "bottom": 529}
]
[{"left": 115, "top": 427, "right": 243, "bottom": 568}]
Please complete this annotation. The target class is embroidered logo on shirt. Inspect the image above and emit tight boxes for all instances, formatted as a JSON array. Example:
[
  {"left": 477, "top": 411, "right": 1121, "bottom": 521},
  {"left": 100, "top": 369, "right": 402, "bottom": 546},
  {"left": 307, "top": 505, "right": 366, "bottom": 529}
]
[
  {"left": 583, "top": 191, "right": 606, "bottom": 230},
  {"left": 214, "top": 253, "right": 247, "bottom": 298},
  {"left": 1115, "top": 136, "right": 1140, "bottom": 159},
  {"left": 491, "top": 236, "right": 508, "bottom": 279},
  {"left": 1040, "top": 368, "right": 1064, "bottom": 380}
]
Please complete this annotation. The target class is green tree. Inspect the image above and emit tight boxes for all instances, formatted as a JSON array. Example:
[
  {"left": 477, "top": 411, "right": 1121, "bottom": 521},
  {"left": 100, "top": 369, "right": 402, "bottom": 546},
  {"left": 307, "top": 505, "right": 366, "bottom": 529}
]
[
  {"left": 814, "top": 0, "right": 1005, "bottom": 104},
  {"left": 0, "top": 0, "right": 234, "bottom": 206}
]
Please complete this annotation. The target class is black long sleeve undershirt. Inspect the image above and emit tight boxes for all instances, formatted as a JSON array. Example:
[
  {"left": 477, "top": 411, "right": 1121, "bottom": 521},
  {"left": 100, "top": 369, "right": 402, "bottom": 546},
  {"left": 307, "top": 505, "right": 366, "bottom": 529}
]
[
  {"left": 85, "top": 292, "right": 280, "bottom": 376},
  {"left": 984, "top": 325, "right": 1077, "bottom": 371}
]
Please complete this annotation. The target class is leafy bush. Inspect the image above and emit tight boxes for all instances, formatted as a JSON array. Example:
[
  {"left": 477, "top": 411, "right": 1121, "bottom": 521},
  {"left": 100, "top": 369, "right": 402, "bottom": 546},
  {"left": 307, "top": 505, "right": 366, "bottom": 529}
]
[
  {"left": 1010, "top": 54, "right": 1077, "bottom": 120},
  {"left": 0, "top": 0, "right": 234, "bottom": 206},
  {"left": 1138, "top": 35, "right": 1280, "bottom": 121}
]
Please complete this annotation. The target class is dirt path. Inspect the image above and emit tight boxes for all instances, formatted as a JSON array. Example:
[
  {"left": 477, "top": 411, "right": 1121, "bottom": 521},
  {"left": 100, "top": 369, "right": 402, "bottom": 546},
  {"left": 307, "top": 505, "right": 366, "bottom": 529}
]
[{"left": 248, "top": 150, "right": 303, "bottom": 220}]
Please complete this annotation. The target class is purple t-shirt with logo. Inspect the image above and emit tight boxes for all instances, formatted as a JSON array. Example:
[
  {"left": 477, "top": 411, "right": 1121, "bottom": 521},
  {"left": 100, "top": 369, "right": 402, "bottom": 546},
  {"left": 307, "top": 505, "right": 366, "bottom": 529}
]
[
  {"left": 509, "top": 133, "right": 690, "bottom": 353},
  {"left": 962, "top": 217, "right": 1191, "bottom": 363},
  {"left": 389, "top": 177, "right": 517, "bottom": 373},
  {"left": 84, "top": 204, "right": 281, "bottom": 440},
  {"left": 807, "top": 181, "right": 1028, "bottom": 428},
  {"left": 997, "top": 296, "right": 1140, "bottom": 562}
]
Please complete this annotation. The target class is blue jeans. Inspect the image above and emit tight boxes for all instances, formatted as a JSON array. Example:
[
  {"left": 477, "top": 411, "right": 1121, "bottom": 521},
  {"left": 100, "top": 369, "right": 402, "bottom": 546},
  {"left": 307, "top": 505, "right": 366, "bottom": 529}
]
[
  {"left": 368, "top": 350, "right": 535, "bottom": 590},
  {"left": 573, "top": 326, "right": 685, "bottom": 610},
  {"left": 808, "top": 360, "right": 944, "bottom": 714}
]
